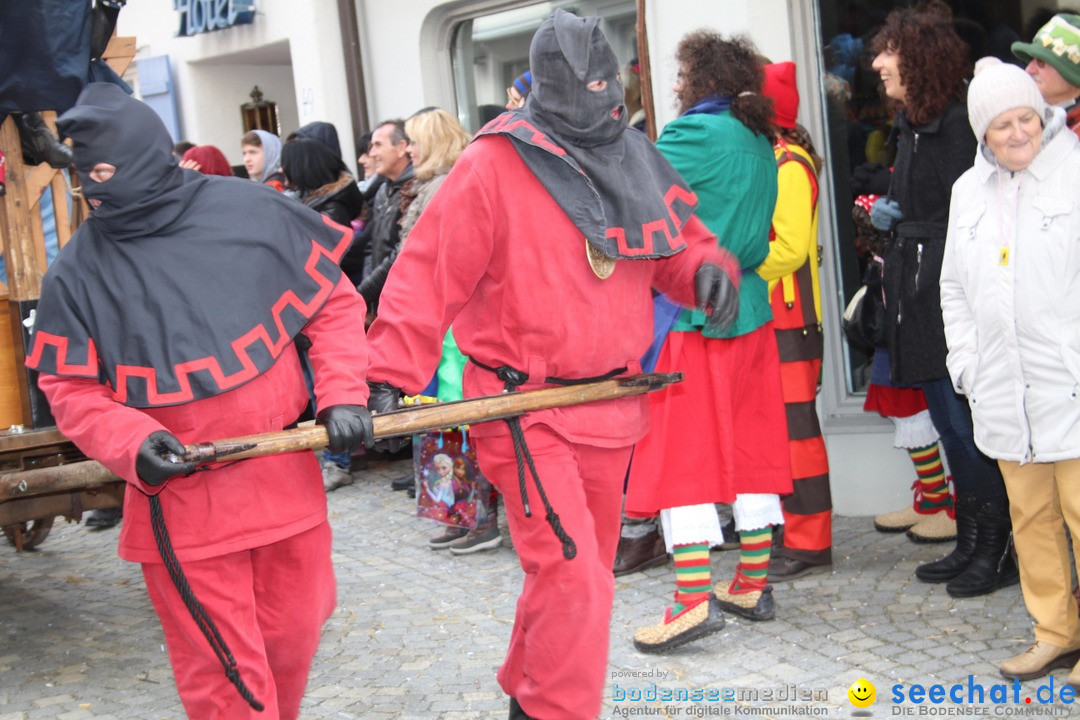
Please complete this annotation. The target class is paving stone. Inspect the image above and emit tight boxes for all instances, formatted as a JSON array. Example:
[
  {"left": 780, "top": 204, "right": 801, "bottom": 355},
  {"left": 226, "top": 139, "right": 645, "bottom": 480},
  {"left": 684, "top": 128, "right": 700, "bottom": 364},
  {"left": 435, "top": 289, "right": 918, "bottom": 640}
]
[{"left": 0, "top": 457, "right": 1043, "bottom": 718}]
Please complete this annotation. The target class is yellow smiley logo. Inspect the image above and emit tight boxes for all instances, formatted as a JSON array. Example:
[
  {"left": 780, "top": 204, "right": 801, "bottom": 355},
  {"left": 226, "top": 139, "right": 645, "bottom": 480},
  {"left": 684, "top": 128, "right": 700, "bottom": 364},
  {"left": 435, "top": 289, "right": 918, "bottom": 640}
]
[{"left": 848, "top": 678, "right": 876, "bottom": 708}]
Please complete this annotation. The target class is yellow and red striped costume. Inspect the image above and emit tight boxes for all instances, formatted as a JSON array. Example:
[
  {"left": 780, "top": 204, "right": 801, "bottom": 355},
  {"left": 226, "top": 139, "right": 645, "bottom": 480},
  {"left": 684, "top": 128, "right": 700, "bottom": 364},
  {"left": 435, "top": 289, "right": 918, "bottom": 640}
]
[{"left": 757, "top": 139, "right": 832, "bottom": 565}]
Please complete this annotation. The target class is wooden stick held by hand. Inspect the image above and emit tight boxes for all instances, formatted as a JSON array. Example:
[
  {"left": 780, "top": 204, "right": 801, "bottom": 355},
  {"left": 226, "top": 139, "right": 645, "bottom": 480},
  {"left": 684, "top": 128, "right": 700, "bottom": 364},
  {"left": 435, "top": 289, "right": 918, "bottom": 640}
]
[{"left": 182, "top": 372, "right": 683, "bottom": 465}]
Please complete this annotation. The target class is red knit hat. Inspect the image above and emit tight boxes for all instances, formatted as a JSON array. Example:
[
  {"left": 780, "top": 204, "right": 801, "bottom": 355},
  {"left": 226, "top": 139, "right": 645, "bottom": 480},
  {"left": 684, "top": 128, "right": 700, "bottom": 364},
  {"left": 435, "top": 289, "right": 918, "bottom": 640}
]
[{"left": 762, "top": 61, "right": 799, "bottom": 130}]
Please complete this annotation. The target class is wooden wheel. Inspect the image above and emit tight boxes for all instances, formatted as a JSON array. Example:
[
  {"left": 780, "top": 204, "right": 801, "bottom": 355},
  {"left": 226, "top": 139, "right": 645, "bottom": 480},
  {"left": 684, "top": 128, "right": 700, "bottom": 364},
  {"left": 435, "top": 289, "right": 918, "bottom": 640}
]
[{"left": 3, "top": 516, "right": 55, "bottom": 551}]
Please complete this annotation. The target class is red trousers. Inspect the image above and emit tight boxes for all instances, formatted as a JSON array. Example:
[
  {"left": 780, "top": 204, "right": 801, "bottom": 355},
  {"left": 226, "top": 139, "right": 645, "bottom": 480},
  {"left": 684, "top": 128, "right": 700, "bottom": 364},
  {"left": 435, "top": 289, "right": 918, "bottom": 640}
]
[
  {"left": 475, "top": 426, "right": 631, "bottom": 720},
  {"left": 142, "top": 521, "right": 336, "bottom": 719},
  {"left": 774, "top": 350, "right": 832, "bottom": 563}
]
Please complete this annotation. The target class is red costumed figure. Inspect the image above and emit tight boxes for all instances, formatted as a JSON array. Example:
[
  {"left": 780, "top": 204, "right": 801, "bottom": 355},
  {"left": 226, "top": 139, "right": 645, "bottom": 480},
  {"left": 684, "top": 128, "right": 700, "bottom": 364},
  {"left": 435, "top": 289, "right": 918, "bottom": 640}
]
[
  {"left": 27, "top": 83, "right": 373, "bottom": 720},
  {"left": 363, "top": 10, "right": 739, "bottom": 720}
]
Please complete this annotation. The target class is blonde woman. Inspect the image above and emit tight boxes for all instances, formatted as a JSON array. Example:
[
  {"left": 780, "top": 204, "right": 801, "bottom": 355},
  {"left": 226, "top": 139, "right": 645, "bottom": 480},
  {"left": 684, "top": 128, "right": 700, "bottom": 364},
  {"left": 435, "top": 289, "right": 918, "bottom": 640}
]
[{"left": 398, "top": 107, "right": 472, "bottom": 240}]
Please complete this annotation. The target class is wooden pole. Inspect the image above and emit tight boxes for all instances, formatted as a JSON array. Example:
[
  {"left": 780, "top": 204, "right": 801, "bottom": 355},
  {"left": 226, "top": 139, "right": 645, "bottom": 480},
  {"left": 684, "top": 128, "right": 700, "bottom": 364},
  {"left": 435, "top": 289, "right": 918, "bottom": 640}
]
[
  {"left": 635, "top": 0, "right": 658, "bottom": 142},
  {"left": 0, "top": 373, "right": 682, "bottom": 501},
  {"left": 183, "top": 372, "right": 682, "bottom": 464}
]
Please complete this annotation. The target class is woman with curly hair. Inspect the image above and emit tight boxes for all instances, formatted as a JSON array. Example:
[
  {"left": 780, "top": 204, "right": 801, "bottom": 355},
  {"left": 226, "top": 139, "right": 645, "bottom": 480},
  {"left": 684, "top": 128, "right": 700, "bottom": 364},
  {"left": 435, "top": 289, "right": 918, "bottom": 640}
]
[
  {"left": 869, "top": 8, "right": 1016, "bottom": 598},
  {"left": 627, "top": 32, "right": 792, "bottom": 652}
]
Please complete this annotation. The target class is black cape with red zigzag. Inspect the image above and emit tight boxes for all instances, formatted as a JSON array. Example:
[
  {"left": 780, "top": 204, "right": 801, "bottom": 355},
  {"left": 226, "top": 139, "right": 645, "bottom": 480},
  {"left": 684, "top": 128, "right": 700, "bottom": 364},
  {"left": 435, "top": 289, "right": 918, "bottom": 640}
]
[
  {"left": 27, "top": 175, "right": 353, "bottom": 408},
  {"left": 476, "top": 110, "right": 697, "bottom": 261}
]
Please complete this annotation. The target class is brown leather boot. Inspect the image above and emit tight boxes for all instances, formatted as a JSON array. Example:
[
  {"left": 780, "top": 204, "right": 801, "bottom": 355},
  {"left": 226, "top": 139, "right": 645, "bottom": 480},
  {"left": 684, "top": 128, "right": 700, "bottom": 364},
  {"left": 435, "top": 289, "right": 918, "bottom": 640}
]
[{"left": 613, "top": 527, "right": 668, "bottom": 576}]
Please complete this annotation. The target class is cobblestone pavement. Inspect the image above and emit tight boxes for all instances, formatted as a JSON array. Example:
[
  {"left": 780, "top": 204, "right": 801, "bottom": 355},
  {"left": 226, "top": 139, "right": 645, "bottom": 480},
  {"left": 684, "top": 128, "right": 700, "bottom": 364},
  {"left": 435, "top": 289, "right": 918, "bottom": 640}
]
[{"left": 0, "top": 455, "right": 1053, "bottom": 719}]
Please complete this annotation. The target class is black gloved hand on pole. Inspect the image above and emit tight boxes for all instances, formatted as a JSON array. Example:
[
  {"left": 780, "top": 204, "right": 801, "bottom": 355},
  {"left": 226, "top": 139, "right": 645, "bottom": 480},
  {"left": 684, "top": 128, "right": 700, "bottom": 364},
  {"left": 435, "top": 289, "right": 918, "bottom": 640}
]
[
  {"left": 366, "top": 381, "right": 410, "bottom": 454},
  {"left": 316, "top": 404, "right": 374, "bottom": 453},
  {"left": 136, "top": 430, "right": 196, "bottom": 486}
]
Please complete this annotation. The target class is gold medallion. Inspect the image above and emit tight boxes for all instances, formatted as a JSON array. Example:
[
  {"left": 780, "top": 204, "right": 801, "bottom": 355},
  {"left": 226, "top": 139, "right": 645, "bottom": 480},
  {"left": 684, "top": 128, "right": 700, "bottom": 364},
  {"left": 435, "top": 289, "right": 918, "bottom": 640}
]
[{"left": 586, "top": 239, "right": 615, "bottom": 279}]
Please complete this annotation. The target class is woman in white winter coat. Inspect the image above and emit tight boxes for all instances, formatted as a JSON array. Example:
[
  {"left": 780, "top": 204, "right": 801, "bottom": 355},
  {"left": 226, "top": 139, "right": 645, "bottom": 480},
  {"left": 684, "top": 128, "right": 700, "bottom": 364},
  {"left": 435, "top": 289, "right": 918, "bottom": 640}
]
[{"left": 940, "top": 60, "right": 1080, "bottom": 685}]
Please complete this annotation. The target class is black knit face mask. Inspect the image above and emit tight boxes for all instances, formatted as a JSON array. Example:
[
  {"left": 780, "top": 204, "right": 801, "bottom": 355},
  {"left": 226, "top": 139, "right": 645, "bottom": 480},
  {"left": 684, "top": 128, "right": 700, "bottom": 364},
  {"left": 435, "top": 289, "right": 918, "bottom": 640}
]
[
  {"left": 527, "top": 9, "right": 627, "bottom": 147},
  {"left": 60, "top": 83, "right": 179, "bottom": 213}
]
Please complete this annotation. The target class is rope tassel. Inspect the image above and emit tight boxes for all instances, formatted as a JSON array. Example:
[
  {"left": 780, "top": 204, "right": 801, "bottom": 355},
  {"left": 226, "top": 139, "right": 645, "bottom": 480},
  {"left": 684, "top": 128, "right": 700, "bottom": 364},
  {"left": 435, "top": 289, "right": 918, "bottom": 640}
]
[
  {"left": 475, "top": 361, "right": 628, "bottom": 561},
  {"left": 507, "top": 415, "right": 577, "bottom": 559},
  {"left": 149, "top": 495, "right": 265, "bottom": 712}
]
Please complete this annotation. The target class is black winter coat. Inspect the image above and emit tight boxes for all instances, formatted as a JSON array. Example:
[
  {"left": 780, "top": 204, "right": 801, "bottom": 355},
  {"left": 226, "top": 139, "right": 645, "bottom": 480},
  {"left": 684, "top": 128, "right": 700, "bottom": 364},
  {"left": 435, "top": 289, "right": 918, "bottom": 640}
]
[
  {"left": 343, "top": 165, "right": 414, "bottom": 308},
  {"left": 882, "top": 99, "right": 977, "bottom": 386},
  {"left": 305, "top": 174, "right": 364, "bottom": 228}
]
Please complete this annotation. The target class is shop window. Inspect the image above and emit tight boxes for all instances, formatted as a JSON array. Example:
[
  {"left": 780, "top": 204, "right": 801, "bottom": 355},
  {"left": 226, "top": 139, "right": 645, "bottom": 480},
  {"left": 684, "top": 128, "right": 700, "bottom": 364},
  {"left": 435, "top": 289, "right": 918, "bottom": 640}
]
[
  {"left": 814, "top": 0, "right": 1037, "bottom": 395},
  {"left": 449, "top": 1, "right": 637, "bottom": 133}
]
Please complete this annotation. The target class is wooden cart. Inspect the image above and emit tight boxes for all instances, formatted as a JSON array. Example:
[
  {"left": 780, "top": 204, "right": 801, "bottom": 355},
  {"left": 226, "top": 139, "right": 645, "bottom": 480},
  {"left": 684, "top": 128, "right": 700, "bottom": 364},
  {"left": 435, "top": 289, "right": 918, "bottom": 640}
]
[{"left": 0, "top": 38, "right": 135, "bottom": 551}]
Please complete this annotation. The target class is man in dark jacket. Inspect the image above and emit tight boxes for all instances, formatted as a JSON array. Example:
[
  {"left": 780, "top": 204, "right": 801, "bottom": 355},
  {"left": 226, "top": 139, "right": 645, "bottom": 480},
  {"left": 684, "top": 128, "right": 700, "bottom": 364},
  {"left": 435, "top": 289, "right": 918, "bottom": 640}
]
[{"left": 340, "top": 118, "right": 413, "bottom": 314}]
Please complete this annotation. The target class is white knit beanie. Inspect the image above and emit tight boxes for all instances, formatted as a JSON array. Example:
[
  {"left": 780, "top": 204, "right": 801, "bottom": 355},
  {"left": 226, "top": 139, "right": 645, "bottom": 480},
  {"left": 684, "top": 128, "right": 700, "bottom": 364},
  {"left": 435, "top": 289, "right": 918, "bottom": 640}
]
[{"left": 967, "top": 58, "right": 1047, "bottom": 141}]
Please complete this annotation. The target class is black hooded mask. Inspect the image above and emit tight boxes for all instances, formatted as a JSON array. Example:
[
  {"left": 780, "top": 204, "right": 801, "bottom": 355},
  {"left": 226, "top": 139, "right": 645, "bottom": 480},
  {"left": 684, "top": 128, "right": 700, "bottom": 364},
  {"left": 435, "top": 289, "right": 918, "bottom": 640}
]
[
  {"left": 27, "top": 83, "right": 352, "bottom": 408},
  {"left": 477, "top": 9, "right": 696, "bottom": 266}
]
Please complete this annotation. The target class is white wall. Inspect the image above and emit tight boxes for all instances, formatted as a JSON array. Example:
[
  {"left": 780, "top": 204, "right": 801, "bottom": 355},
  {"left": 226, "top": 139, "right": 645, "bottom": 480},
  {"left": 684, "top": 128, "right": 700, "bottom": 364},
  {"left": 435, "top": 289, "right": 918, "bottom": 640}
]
[
  {"left": 357, "top": 0, "right": 438, "bottom": 123},
  {"left": 117, "top": 0, "right": 354, "bottom": 170},
  {"left": 181, "top": 63, "right": 298, "bottom": 162},
  {"left": 826, "top": 433, "right": 916, "bottom": 516}
]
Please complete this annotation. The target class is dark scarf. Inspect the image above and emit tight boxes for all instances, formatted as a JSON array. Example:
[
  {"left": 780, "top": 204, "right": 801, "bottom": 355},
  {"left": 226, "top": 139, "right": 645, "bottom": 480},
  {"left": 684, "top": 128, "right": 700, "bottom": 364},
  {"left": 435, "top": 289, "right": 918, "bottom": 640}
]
[
  {"left": 27, "top": 83, "right": 351, "bottom": 408},
  {"left": 683, "top": 95, "right": 734, "bottom": 117},
  {"left": 476, "top": 9, "right": 695, "bottom": 260}
]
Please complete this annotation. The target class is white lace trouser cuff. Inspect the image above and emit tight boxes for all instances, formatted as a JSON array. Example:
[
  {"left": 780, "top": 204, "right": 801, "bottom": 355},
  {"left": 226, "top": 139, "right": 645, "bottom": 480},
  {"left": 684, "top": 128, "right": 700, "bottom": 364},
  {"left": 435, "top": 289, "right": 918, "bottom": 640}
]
[{"left": 660, "top": 494, "right": 783, "bottom": 554}]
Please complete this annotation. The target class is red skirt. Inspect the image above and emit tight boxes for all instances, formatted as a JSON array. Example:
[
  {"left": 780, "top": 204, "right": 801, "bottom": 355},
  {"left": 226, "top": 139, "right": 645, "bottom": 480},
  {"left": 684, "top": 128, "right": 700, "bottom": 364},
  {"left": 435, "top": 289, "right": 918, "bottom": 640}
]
[
  {"left": 625, "top": 326, "right": 793, "bottom": 517},
  {"left": 863, "top": 383, "right": 928, "bottom": 418}
]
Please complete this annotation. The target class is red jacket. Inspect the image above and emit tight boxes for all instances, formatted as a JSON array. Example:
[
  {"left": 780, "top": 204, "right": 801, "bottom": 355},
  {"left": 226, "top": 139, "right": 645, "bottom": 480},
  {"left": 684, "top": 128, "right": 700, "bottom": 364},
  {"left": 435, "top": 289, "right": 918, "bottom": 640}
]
[
  {"left": 40, "top": 276, "right": 369, "bottom": 563},
  {"left": 367, "top": 134, "right": 733, "bottom": 448}
]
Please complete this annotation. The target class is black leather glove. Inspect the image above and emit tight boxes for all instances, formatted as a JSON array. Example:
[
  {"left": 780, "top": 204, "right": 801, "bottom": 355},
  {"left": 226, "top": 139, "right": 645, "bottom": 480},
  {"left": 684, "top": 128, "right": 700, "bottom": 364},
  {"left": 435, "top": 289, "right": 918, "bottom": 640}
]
[
  {"left": 317, "top": 404, "right": 374, "bottom": 454},
  {"left": 367, "top": 381, "right": 403, "bottom": 416},
  {"left": 849, "top": 162, "right": 892, "bottom": 197},
  {"left": 366, "top": 381, "right": 409, "bottom": 454},
  {"left": 695, "top": 264, "right": 739, "bottom": 333},
  {"left": 136, "top": 431, "right": 195, "bottom": 487},
  {"left": 90, "top": 0, "right": 123, "bottom": 61}
]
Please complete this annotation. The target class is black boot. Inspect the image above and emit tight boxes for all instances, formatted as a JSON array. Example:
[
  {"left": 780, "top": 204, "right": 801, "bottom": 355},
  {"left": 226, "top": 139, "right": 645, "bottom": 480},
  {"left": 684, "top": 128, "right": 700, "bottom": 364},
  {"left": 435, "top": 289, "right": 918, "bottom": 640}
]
[
  {"left": 85, "top": 506, "right": 123, "bottom": 530},
  {"left": 915, "top": 498, "right": 976, "bottom": 583},
  {"left": 15, "top": 112, "right": 73, "bottom": 169},
  {"left": 946, "top": 497, "right": 1019, "bottom": 598},
  {"left": 509, "top": 697, "right": 536, "bottom": 719}
]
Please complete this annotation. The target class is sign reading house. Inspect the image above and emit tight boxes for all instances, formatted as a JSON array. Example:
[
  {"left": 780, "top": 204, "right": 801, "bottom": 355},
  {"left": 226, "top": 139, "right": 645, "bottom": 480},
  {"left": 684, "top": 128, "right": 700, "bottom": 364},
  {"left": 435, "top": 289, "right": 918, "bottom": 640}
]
[{"left": 174, "top": 0, "right": 255, "bottom": 36}]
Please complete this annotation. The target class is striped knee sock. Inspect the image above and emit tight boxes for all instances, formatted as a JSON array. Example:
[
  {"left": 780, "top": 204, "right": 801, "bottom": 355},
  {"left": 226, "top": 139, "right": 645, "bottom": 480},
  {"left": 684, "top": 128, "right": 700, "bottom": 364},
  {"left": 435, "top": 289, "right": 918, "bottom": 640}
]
[
  {"left": 908, "top": 443, "right": 951, "bottom": 513},
  {"left": 732, "top": 527, "right": 772, "bottom": 591},
  {"left": 671, "top": 542, "right": 711, "bottom": 615}
]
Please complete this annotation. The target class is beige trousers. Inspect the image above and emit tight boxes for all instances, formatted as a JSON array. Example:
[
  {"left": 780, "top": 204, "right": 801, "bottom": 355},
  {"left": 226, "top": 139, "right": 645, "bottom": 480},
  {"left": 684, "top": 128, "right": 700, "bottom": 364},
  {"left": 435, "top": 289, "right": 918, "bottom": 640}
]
[{"left": 1000, "top": 458, "right": 1080, "bottom": 648}]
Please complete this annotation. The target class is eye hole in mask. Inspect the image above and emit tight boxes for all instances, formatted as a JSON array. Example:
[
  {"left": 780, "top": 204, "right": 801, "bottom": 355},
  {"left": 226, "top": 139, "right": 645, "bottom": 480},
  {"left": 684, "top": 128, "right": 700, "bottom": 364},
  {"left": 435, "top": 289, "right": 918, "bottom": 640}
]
[
  {"left": 586, "top": 79, "right": 608, "bottom": 92},
  {"left": 90, "top": 163, "right": 116, "bottom": 183}
]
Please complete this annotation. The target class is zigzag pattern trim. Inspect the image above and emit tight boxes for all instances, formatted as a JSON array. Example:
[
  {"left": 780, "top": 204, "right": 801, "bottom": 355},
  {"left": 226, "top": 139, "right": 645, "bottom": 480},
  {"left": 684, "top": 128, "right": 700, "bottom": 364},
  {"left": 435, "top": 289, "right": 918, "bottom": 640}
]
[
  {"left": 482, "top": 114, "right": 568, "bottom": 156},
  {"left": 32, "top": 216, "right": 352, "bottom": 406},
  {"left": 601, "top": 184, "right": 697, "bottom": 257},
  {"left": 26, "top": 333, "right": 100, "bottom": 377}
]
